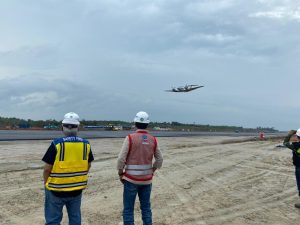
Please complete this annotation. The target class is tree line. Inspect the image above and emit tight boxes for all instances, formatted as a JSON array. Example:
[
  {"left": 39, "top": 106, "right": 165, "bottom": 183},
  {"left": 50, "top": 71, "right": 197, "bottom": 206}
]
[{"left": 0, "top": 116, "right": 278, "bottom": 132}]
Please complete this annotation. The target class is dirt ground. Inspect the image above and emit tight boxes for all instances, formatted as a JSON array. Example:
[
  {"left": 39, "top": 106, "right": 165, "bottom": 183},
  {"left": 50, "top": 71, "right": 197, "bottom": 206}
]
[{"left": 1, "top": 135, "right": 300, "bottom": 225}]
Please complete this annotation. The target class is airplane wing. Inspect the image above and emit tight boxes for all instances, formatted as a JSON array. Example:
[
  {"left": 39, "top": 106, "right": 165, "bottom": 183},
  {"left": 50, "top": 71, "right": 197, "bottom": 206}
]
[
  {"left": 165, "top": 89, "right": 180, "bottom": 92},
  {"left": 184, "top": 85, "right": 204, "bottom": 91}
]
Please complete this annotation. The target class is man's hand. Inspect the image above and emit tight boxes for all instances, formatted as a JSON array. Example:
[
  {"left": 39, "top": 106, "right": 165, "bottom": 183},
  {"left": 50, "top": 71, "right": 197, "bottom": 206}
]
[
  {"left": 288, "top": 130, "right": 297, "bottom": 136},
  {"left": 153, "top": 167, "right": 157, "bottom": 174},
  {"left": 118, "top": 169, "right": 124, "bottom": 184},
  {"left": 43, "top": 163, "right": 53, "bottom": 185},
  {"left": 119, "top": 175, "right": 124, "bottom": 184}
]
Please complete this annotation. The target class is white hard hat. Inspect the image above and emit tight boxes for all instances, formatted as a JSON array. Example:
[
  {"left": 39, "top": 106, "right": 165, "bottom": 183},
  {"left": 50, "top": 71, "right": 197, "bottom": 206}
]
[
  {"left": 62, "top": 112, "right": 80, "bottom": 125},
  {"left": 296, "top": 129, "right": 300, "bottom": 137},
  {"left": 133, "top": 111, "right": 150, "bottom": 124}
]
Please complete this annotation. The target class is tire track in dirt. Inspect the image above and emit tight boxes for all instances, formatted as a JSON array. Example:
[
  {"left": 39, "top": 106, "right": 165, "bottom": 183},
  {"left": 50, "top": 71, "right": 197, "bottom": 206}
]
[
  {"left": 0, "top": 207, "right": 27, "bottom": 225},
  {"left": 0, "top": 185, "right": 43, "bottom": 194},
  {"left": 157, "top": 171, "right": 208, "bottom": 225},
  {"left": 188, "top": 186, "right": 296, "bottom": 224},
  {"left": 160, "top": 141, "right": 297, "bottom": 224},
  {"left": 163, "top": 164, "right": 296, "bottom": 225},
  {"left": 235, "top": 164, "right": 293, "bottom": 177},
  {"left": 165, "top": 145, "right": 263, "bottom": 188}
]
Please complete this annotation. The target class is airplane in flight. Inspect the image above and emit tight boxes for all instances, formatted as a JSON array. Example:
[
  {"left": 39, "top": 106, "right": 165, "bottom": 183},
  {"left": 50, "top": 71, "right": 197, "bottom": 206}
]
[{"left": 165, "top": 84, "right": 204, "bottom": 92}]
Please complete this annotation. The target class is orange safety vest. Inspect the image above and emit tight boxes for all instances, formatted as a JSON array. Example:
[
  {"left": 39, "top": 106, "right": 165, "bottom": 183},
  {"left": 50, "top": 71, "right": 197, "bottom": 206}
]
[{"left": 124, "top": 130, "right": 157, "bottom": 182}]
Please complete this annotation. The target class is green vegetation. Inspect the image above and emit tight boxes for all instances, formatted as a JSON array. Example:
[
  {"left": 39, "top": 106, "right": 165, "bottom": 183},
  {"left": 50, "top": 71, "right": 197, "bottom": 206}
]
[
  {"left": 151, "top": 122, "right": 278, "bottom": 133},
  {"left": 0, "top": 117, "right": 60, "bottom": 129},
  {"left": 0, "top": 116, "right": 278, "bottom": 132}
]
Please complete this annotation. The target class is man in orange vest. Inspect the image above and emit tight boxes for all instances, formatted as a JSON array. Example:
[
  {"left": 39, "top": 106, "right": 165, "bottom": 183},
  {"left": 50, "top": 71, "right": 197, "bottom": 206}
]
[
  {"left": 42, "top": 112, "right": 94, "bottom": 225},
  {"left": 117, "top": 111, "right": 163, "bottom": 225}
]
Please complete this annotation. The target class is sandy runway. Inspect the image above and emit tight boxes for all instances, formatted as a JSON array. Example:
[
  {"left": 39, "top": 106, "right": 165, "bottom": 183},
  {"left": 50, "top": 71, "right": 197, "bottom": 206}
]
[{"left": 1, "top": 136, "right": 299, "bottom": 225}]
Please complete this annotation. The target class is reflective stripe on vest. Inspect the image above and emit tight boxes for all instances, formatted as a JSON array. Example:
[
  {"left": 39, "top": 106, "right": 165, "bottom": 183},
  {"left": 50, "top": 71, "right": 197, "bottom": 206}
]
[
  {"left": 126, "top": 164, "right": 152, "bottom": 169},
  {"left": 59, "top": 142, "right": 65, "bottom": 161},
  {"left": 125, "top": 164, "right": 153, "bottom": 176},
  {"left": 46, "top": 139, "right": 90, "bottom": 192},
  {"left": 83, "top": 143, "right": 88, "bottom": 160},
  {"left": 48, "top": 181, "right": 88, "bottom": 189},
  {"left": 50, "top": 171, "right": 88, "bottom": 177}
]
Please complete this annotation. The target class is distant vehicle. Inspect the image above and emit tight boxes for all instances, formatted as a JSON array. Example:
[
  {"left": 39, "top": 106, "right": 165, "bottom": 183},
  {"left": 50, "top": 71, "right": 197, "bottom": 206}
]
[
  {"left": 165, "top": 84, "right": 204, "bottom": 92},
  {"left": 83, "top": 125, "right": 106, "bottom": 129},
  {"left": 112, "top": 125, "right": 122, "bottom": 131},
  {"left": 43, "top": 125, "right": 58, "bottom": 129}
]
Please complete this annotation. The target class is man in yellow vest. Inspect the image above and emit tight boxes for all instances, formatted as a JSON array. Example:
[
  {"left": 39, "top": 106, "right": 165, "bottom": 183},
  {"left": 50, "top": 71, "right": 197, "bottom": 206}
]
[
  {"left": 42, "top": 112, "right": 94, "bottom": 225},
  {"left": 117, "top": 111, "right": 163, "bottom": 225}
]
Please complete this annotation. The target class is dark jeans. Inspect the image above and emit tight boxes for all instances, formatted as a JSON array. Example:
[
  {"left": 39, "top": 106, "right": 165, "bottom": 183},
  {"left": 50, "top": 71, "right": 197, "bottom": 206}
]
[
  {"left": 123, "top": 180, "right": 152, "bottom": 225},
  {"left": 44, "top": 189, "right": 82, "bottom": 225},
  {"left": 296, "top": 166, "right": 300, "bottom": 196}
]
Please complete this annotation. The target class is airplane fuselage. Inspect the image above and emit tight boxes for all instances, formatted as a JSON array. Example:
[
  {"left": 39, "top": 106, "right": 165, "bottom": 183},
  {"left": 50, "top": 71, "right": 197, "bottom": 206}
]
[{"left": 166, "top": 85, "right": 204, "bottom": 92}]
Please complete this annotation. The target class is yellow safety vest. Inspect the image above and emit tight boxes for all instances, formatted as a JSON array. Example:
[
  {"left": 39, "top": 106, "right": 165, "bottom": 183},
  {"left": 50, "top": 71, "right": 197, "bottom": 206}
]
[{"left": 45, "top": 137, "right": 91, "bottom": 192}]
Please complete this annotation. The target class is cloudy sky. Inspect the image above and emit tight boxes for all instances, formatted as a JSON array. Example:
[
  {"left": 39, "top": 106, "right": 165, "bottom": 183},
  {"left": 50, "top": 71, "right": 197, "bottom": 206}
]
[{"left": 0, "top": 0, "right": 299, "bottom": 130}]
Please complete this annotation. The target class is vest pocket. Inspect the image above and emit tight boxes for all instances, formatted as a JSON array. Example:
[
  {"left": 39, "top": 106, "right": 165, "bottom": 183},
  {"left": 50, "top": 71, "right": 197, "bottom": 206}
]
[{"left": 57, "top": 160, "right": 87, "bottom": 169}]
